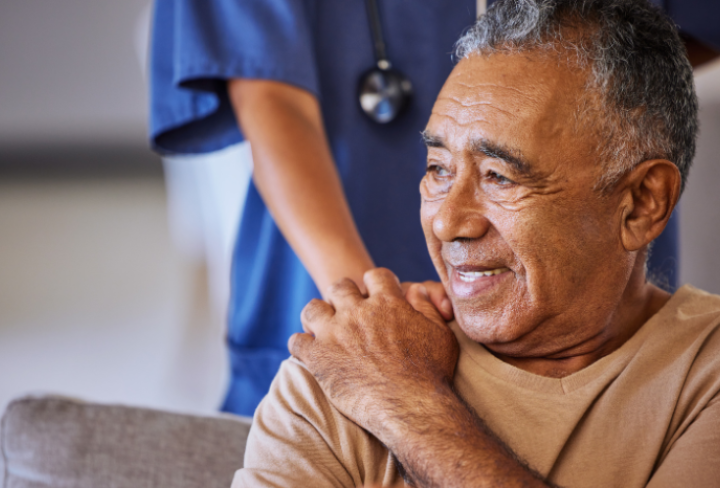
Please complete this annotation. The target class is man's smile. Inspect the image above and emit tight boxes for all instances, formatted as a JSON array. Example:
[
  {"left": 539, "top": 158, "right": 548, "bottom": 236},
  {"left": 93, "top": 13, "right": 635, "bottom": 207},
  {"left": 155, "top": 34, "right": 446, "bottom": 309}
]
[
  {"left": 456, "top": 267, "right": 511, "bottom": 281},
  {"left": 449, "top": 264, "right": 512, "bottom": 298}
]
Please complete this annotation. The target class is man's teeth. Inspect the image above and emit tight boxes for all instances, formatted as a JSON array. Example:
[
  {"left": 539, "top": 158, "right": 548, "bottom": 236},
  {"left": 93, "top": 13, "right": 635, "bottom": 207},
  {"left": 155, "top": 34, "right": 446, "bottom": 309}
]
[{"left": 457, "top": 267, "right": 510, "bottom": 282}]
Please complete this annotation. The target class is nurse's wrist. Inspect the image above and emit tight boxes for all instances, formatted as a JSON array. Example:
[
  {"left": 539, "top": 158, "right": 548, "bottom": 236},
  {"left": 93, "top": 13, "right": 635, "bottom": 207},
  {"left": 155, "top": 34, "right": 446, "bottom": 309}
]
[{"left": 317, "top": 260, "right": 375, "bottom": 298}]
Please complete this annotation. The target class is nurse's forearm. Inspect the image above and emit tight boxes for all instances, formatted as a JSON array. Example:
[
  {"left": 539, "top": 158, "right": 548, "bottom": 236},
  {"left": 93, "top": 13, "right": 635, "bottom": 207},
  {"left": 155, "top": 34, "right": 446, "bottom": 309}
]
[{"left": 228, "top": 79, "right": 375, "bottom": 297}]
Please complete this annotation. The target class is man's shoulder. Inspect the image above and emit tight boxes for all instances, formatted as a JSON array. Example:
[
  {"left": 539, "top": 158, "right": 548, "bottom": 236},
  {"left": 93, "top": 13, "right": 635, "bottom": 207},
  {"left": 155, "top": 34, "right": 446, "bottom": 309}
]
[
  {"left": 256, "top": 356, "right": 359, "bottom": 441},
  {"left": 645, "top": 284, "right": 720, "bottom": 420},
  {"left": 673, "top": 284, "right": 720, "bottom": 358},
  {"left": 640, "top": 285, "right": 720, "bottom": 373},
  {"left": 658, "top": 284, "right": 720, "bottom": 347},
  {"left": 269, "top": 356, "right": 326, "bottom": 411},
  {"left": 234, "top": 357, "right": 399, "bottom": 488},
  {"left": 671, "top": 284, "right": 720, "bottom": 315}
]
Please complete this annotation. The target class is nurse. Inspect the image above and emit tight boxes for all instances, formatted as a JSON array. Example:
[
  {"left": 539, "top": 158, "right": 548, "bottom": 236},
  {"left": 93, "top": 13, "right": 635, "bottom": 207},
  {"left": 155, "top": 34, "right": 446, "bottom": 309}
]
[{"left": 150, "top": 0, "right": 479, "bottom": 416}]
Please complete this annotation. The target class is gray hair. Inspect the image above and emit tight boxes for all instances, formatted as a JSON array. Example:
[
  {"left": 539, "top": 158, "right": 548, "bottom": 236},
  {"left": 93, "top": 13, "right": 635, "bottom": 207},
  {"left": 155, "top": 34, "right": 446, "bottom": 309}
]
[{"left": 455, "top": 0, "right": 698, "bottom": 193}]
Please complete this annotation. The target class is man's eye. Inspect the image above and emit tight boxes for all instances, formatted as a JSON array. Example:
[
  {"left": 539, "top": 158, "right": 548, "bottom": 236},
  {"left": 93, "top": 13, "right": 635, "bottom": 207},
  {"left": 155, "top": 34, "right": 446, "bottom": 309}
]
[
  {"left": 486, "top": 170, "right": 514, "bottom": 186},
  {"left": 427, "top": 164, "right": 450, "bottom": 177}
]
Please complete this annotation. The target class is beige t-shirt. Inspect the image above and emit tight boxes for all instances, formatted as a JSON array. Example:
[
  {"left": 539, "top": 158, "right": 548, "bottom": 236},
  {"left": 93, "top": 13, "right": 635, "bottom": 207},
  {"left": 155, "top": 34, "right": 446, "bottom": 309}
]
[{"left": 232, "top": 285, "right": 720, "bottom": 487}]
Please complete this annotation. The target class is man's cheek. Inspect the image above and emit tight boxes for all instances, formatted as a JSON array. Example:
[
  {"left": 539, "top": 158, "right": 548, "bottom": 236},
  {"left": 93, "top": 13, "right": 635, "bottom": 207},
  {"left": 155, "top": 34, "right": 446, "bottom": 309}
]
[
  {"left": 420, "top": 202, "right": 441, "bottom": 243},
  {"left": 420, "top": 203, "right": 447, "bottom": 281}
]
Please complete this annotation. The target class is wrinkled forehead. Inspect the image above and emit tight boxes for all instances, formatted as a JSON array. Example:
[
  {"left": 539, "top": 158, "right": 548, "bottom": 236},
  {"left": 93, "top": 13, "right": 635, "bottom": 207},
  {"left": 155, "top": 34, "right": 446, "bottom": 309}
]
[{"left": 429, "top": 52, "right": 589, "bottom": 145}]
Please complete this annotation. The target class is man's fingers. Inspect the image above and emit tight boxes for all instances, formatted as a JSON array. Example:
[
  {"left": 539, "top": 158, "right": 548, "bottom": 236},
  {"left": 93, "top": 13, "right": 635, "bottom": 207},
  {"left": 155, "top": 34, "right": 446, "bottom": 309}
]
[
  {"left": 423, "top": 280, "right": 454, "bottom": 321},
  {"left": 405, "top": 283, "right": 446, "bottom": 325},
  {"left": 325, "top": 277, "right": 364, "bottom": 309},
  {"left": 288, "top": 332, "right": 314, "bottom": 362},
  {"left": 363, "top": 268, "right": 404, "bottom": 298},
  {"left": 403, "top": 281, "right": 453, "bottom": 320},
  {"left": 301, "top": 298, "right": 334, "bottom": 335}
]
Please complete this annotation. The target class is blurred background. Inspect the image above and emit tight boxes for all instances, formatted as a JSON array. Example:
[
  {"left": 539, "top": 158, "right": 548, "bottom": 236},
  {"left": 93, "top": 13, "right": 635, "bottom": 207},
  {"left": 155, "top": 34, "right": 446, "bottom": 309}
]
[
  {"left": 0, "top": 0, "right": 235, "bottom": 414},
  {"left": 1, "top": 0, "right": 719, "bottom": 414}
]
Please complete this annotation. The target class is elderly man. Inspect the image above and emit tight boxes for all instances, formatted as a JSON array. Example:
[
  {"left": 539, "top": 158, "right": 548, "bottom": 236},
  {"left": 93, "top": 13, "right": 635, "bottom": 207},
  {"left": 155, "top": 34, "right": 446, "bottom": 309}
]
[{"left": 232, "top": 0, "right": 720, "bottom": 487}]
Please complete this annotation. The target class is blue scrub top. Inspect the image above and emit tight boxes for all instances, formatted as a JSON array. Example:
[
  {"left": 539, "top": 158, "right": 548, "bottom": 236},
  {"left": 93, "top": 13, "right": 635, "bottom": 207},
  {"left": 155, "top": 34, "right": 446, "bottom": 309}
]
[{"left": 149, "top": 0, "right": 708, "bottom": 415}]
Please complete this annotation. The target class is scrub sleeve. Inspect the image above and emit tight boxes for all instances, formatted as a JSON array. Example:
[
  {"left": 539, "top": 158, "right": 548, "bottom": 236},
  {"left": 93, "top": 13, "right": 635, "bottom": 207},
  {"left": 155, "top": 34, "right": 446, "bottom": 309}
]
[{"left": 150, "top": 0, "right": 319, "bottom": 153}]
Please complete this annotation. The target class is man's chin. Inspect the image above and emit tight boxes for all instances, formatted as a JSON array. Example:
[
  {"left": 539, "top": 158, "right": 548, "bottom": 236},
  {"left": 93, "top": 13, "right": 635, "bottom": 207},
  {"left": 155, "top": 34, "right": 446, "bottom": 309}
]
[{"left": 452, "top": 305, "right": 532, "bottom": 347}]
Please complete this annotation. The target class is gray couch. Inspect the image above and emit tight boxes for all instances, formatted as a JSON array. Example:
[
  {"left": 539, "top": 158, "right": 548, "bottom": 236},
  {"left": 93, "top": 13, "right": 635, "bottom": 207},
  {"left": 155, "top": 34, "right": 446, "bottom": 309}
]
[{"left": 0, "top": 395, "right": 251, "bottom": 488}]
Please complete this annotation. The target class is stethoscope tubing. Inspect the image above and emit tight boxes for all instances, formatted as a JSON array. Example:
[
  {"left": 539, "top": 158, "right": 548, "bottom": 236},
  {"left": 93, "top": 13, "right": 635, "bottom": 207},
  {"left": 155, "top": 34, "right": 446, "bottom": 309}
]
[{"left": 364, "top": 0, "right": 389, "bottom": 67}]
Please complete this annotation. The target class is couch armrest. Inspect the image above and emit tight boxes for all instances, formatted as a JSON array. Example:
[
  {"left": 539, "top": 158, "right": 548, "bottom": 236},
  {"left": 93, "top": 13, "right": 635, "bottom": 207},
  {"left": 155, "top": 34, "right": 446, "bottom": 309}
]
[{"left": 0, "top": 395, "right": 251, "bottom": 488}]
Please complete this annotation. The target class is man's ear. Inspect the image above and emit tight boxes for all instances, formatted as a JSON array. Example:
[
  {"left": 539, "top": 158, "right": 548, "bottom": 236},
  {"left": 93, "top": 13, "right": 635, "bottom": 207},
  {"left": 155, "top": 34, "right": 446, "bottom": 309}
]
[{"left": 619, "top": 159, "right": 681, "bottom": 252}]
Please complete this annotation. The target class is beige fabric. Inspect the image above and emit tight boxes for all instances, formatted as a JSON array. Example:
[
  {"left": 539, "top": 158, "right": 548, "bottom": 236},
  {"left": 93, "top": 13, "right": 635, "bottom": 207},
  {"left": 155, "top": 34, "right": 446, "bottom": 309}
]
[{"left": 233, "top": 285, "right": 720, "bottom": 487}]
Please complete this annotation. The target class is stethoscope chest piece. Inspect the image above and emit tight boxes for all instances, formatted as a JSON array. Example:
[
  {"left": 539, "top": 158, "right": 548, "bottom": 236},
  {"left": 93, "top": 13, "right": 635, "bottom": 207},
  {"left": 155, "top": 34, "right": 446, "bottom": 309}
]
[
  {"left": 358, "top": 0, "right": 413, "bottom": 124},
  {"left": 358, "top": 64, "right": 413, "bottom": 124}
]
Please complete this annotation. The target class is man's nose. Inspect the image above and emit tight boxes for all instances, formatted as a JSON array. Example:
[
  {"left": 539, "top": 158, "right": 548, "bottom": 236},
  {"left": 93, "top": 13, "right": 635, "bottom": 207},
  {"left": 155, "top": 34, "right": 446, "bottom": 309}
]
[{"left": 432, "top": 175, "right": 490, "bottom": 242}]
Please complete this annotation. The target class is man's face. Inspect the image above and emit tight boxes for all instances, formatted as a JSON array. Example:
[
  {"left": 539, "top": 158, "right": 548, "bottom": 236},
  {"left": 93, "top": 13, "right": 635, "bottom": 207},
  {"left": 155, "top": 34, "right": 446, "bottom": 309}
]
[{"left": 421, "top": 52, "right": 634, "bottom": 356}]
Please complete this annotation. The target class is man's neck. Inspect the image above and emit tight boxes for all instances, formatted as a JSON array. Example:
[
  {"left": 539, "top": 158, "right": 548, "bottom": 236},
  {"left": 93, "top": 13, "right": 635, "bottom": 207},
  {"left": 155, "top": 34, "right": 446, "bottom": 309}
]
[{"left": 491, "top": 283, "right": 672, "bottom": 379}]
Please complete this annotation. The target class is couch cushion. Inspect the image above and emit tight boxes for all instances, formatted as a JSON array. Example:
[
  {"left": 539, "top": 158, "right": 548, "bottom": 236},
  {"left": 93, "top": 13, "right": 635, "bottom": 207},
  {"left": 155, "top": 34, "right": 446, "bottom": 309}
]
[{"left": 0, "top": 395, "right": 251, "bottom": 488}]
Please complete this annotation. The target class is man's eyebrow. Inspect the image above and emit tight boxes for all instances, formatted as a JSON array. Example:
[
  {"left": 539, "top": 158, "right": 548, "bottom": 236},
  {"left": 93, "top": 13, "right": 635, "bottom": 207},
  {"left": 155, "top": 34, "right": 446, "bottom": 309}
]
[
  {"left": 422, "top": 132, "right": 533, "bottom": 175},
  {"left": 421, "top": 130, "right": 446, "bottom": 149},
  {"left": 471, "top": 138, "right": 532, "bottom": 174}
]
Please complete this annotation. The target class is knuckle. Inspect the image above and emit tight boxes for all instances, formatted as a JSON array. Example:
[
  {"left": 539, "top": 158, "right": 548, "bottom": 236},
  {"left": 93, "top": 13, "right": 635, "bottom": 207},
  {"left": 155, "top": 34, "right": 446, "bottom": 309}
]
[
  {"left": 328, "top": 277, "right": 355, "bottom": 295},
  {"left": 287, "top": 333, "right": 302, "bottom": 355},
  {"left": 288, "top": 332, "right": 316, "bottom": 360},
  {"left": 301, "top": 299, "right": 326, "bottom": 321},
  {"left": 371, "top": 267, "right": 398, "bottom": 282}
]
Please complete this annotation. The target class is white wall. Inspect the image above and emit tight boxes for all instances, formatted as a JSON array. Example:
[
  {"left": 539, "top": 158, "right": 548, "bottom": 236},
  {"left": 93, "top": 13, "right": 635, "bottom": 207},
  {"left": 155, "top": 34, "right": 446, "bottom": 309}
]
[
  {"left": 0, "top": 0, "right": 150, "bottom": 146},
  {"left": 0, "top": 179, "right": 228, "bottom": 415},
  {"left": 680, "top": 60, "right": 720, "bottom": 295}
]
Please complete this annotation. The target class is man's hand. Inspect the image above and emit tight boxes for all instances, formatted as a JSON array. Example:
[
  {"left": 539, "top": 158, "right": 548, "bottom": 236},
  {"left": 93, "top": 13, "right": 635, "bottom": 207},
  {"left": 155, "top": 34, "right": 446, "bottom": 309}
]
[
  {"left": 401, "top": 280, "right": 454, "bottom": 322},
  {"left": 289, "top": 268, "right": 552, "bottom": 488},
  {"left": 288, "top": 268, "right": 459, "bottom": 434}
]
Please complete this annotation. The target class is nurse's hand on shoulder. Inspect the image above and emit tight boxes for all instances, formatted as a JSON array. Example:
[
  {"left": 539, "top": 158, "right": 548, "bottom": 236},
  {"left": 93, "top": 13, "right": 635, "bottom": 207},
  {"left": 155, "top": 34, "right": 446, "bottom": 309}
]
[{"left": 288, "top": 268, "right": 459, "bottom": 435}]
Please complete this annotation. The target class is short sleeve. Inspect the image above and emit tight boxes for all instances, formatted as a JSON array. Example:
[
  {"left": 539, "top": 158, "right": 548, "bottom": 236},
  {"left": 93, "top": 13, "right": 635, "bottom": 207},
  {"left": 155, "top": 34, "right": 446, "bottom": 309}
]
[
  {"left": 149, "top": 0, "right": 319, "bottom": 154},
  {"left": 231, "top": 358, "right": 400, "bottom": 488}
]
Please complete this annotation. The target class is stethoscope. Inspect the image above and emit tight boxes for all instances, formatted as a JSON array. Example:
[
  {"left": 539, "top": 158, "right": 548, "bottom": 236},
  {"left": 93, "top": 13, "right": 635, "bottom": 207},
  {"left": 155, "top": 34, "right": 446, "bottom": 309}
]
[{"left": 357, "top": 0, "right": 413, "bottom": 124}]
